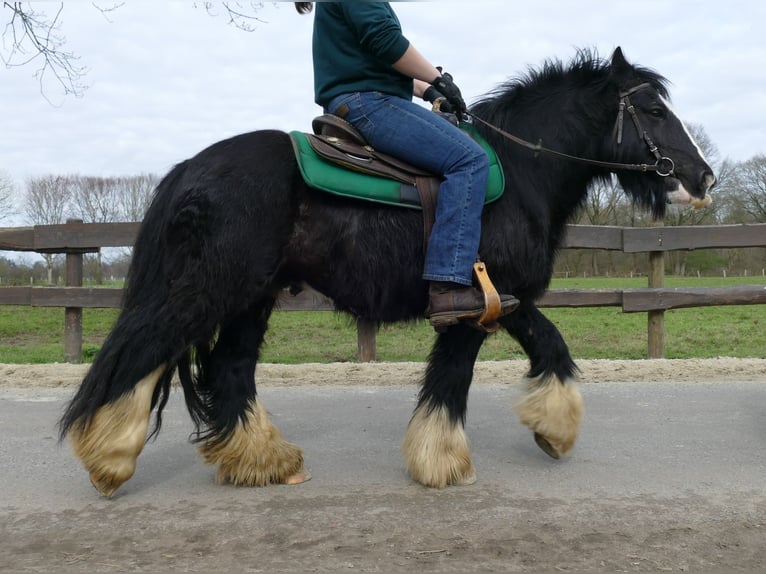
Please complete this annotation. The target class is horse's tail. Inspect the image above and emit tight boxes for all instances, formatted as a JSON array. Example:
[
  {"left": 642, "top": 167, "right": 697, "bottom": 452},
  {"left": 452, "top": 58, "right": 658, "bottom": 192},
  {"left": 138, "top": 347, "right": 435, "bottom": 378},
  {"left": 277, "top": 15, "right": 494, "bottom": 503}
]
[{"left": 58, "top": 160, "right": 210, "bottom": 440}]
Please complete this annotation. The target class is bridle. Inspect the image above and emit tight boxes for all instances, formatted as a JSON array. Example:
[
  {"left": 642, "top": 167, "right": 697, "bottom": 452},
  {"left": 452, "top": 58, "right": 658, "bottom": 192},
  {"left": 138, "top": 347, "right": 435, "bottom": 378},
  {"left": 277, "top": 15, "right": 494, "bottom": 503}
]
[{"left": 465, "top": 82, "right": 676, "bottom": 177}]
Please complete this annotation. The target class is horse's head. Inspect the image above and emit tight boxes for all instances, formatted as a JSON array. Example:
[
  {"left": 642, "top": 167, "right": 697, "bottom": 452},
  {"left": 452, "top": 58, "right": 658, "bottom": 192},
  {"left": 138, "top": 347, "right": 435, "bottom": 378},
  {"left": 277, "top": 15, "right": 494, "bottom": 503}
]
[{"left": 607, "top": 47, "right": 716, "bottom": 217}]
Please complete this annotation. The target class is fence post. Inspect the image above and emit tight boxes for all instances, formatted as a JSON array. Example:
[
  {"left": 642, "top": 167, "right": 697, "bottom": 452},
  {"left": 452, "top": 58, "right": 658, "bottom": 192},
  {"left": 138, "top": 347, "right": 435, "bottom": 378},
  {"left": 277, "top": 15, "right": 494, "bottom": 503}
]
[
  {"left": 647, "top": 222, "right": 665, "bottom": 359},
  {"left": 64, "top": 219, "right": 84, "bottom": 363},
  {"left": 356, "top": 318, "right": 377, "bottom": 362}
]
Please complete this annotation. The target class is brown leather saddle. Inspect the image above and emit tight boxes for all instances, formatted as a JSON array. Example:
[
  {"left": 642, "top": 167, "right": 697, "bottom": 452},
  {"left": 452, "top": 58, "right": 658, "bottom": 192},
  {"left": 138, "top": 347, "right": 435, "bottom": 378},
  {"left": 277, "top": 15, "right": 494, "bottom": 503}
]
[{"left": 307, "top": 113, "right": 441, "bottom": 248}]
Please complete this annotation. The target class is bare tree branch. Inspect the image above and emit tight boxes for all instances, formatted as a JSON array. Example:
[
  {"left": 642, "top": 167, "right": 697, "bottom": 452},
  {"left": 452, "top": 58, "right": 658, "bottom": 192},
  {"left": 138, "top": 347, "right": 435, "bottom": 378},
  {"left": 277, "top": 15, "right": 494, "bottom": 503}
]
[
  {"left": 195, "top": 1, "right": 267, "bottom": 31},
  {"left": 3, "top": 2, "right": 270, "bottom": 101},
  {"left": 2, "top": 2, "right": 89, "bottom": 101},
  {"left": 91, "top": 2, "right": 125, "bottom": 23}
]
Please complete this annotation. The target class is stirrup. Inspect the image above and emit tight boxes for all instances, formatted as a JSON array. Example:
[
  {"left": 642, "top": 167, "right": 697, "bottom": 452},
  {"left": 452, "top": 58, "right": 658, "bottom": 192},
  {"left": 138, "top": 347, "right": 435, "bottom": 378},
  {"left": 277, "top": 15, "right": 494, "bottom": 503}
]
[
  {"left": 428, "top": 261, "right": 517, "bottom": 334},
  {"left": 469, "top": 260, "right": 503, "bottom": 333}
]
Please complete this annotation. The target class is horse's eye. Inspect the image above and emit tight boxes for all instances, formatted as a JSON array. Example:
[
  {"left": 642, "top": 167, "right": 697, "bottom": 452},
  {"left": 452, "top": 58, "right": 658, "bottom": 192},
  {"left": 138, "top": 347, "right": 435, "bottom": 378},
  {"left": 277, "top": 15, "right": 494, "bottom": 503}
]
[{"left": 649, "top": 107, "right": 666, "bottom": 119}]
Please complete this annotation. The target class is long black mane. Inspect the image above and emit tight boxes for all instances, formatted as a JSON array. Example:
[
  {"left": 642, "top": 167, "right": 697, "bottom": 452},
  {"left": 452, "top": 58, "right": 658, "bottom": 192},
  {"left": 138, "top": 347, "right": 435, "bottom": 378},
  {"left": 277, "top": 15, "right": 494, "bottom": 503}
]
[{"left": 472, "top": 49, "right": 669, "bottom": 133}]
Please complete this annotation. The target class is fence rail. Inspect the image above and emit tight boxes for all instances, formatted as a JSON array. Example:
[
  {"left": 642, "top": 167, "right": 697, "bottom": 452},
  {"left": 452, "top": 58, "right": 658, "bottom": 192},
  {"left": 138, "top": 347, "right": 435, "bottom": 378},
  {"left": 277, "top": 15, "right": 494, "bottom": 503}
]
[{"left": 2, "top": 221, "right": 765, "bottom": 362}]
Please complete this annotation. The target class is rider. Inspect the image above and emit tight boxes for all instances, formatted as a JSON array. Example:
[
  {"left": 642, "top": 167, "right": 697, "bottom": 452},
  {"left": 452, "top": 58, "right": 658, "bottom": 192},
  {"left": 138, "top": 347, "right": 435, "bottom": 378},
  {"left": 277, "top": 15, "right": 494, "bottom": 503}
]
[{"left": 295, "top": 2, "right": 518, "bottom": 330}]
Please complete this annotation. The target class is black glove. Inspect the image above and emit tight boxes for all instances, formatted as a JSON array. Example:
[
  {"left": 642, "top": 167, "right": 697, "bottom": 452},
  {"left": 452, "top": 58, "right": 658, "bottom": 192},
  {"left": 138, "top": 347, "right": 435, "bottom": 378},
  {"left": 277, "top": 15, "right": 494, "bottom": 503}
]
[
  {"left": 422, "top": 85, "right": 454, "bottom": 113},
  {"left": 429, "top": 72, "right": 467, "bottom": 120}
]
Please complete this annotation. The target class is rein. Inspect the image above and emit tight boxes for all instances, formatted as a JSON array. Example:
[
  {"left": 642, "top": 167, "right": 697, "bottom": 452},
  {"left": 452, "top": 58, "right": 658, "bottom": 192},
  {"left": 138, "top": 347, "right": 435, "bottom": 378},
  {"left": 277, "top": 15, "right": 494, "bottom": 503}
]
[{"left": 465, "top": 83, "right": 675, "bottom": 177}]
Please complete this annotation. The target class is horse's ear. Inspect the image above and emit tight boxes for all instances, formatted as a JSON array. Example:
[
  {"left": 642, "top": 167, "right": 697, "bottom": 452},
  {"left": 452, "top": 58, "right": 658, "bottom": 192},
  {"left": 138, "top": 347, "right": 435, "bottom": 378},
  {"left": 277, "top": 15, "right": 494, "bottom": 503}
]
[{"left": 610, "top": 47, "right": 632, "bottom": 81}]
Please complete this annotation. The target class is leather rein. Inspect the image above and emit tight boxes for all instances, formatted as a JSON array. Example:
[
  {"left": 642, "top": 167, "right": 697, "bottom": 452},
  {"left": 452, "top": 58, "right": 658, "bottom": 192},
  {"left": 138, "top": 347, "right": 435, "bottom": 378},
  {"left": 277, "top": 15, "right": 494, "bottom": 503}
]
[{"left": 465, "top": 82, "right": 676, "bottom": 177}]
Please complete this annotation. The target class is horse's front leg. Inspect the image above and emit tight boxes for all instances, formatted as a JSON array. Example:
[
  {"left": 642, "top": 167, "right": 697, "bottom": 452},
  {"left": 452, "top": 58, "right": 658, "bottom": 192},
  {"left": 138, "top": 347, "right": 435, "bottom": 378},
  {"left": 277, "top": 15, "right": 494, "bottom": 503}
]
[
  {"left": 402, "top": 325, "right": 487, "bottom": 488},
  {"left": 501, "top": 302, "right": 583, "bottom": 459}
]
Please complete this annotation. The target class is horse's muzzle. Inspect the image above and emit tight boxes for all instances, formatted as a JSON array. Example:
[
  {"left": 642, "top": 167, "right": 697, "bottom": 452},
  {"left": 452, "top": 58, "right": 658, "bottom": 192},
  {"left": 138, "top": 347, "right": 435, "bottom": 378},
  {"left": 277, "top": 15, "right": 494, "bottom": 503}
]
[{"left": 666, "top": 169, "right": 715, "bottom": 209}]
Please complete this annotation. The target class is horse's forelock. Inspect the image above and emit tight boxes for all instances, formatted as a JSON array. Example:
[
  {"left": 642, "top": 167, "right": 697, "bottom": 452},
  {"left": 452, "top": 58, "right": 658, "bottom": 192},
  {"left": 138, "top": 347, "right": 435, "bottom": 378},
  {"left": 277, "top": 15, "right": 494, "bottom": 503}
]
[{"left": 631, "top": 65, "right": 670, "bottom": 99}]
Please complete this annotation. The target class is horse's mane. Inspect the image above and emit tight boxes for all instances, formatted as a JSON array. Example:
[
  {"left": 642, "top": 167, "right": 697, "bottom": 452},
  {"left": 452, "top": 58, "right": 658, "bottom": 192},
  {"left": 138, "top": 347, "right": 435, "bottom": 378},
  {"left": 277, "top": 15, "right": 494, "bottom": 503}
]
[{"left": 471, "top": 48, "right": 670, "bottom": 122}]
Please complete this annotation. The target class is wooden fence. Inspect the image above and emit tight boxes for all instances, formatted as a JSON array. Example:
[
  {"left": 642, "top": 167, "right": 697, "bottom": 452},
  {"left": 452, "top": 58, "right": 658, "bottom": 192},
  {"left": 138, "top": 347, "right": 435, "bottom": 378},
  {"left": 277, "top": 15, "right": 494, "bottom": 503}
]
[{"left": 1, "top": 220, "right": 765, "bottom": 362}]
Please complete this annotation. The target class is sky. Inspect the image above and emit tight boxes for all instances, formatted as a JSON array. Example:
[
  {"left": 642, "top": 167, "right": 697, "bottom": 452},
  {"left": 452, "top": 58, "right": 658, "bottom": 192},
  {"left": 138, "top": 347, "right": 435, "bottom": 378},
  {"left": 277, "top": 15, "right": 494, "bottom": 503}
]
[{"left": 1, "top": 1, "right": 765, "bottom": 195}]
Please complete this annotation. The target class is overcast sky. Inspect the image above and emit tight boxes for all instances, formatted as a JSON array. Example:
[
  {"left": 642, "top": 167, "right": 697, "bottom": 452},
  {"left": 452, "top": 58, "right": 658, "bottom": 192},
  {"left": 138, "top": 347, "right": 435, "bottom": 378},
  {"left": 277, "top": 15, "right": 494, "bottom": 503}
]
[{"left": 1, "top": 1, "right": 764, "bottom": 192}]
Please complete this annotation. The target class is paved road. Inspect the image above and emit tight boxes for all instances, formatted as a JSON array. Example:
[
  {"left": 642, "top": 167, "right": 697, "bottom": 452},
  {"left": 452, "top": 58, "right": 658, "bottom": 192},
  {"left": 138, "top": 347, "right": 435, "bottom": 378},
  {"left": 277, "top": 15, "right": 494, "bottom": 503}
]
[{"left": 1, "top": 381, "right": 765, "bottom": 572}]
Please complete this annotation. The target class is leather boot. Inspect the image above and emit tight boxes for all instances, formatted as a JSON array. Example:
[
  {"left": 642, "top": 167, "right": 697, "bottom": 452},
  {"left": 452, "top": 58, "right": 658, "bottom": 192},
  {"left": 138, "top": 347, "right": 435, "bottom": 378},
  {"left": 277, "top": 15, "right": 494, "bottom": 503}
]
[{"left": 425, "top": 281, "right": 519, "bottom": 330}]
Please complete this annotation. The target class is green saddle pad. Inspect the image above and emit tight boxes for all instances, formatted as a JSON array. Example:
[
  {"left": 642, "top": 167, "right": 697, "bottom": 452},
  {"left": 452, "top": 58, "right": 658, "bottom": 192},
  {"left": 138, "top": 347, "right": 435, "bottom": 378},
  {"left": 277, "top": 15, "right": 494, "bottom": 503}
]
[{"left": 289, "top": 123, "right": 505, "bottom": 210}]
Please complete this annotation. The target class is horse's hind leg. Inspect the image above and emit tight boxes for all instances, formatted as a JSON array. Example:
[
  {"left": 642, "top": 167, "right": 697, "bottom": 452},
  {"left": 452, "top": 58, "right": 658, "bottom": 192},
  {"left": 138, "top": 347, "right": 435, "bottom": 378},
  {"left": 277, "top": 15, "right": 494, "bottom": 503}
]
[
  {"left": 402, "top": 325, "right": 487, "bottom": 487},
  {"left": 62, "top": 300, "right": 195, "bottom": 496},
  {"left": 68, "top": 364, "right": 167, "bottom": 497},
  {"left": 188, "top": 300, "right": 309, "bottom": 486},
  {"left": 501, "top": 303, "right": 583, "bottom": 459}
]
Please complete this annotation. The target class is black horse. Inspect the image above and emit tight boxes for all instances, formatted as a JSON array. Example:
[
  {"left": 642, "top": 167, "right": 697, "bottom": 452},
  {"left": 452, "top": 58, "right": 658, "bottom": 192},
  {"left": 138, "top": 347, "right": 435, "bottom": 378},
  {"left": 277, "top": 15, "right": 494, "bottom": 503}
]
[{"left": 60, "top": 48, "right": 714, "bottom": 496}]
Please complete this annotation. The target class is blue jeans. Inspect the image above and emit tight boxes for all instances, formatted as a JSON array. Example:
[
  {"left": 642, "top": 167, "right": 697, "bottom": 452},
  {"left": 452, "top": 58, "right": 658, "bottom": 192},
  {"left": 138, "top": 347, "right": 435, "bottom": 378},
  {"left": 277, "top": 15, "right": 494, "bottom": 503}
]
[{"left": 326, "top": 92, "right": 489, "bottom": 286}]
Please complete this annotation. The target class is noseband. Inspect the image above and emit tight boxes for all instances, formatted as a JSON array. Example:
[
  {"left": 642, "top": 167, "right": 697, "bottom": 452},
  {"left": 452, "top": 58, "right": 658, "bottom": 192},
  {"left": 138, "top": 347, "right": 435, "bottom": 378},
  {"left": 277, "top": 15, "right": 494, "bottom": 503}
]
[{"left": 466, "top": 82, "right": 675, "bottom": 176}]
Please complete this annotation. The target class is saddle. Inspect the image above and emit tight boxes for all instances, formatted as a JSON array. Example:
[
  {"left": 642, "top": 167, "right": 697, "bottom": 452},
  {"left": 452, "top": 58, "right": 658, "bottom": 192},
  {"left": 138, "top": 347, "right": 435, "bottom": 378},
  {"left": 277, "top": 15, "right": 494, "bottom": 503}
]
[
  {"left": 307, "top": 114, "right": 441, "bottom": 247},
  {"left": 301, "top": 113, "right": 506, "bottom": 333}
]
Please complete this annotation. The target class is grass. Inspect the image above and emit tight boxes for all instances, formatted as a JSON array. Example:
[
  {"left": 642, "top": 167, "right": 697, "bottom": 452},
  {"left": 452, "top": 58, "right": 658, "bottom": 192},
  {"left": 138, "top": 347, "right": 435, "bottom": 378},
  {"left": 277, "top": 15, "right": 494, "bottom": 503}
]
[{"left": 0, "top": 276, "right": 764, "bottom": 364}]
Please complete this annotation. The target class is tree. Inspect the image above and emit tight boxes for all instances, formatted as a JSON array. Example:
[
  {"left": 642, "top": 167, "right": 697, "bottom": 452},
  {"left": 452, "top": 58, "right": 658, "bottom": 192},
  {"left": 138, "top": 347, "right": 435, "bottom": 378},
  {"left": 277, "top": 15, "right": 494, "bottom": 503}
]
[
  {"left": 686, "top": 123, "right": 720, "bottom": 170},
  {"left": 687, "top": 145, "right": 766, "bottom": 275},
  {"left": 0, "top": 169, "right": 16, "bottom": 224},
  {"left": 70, "top": 175, "right": 121, "bottom": 283},
  {"left": 732, "top": 154, "right": 766, "bottom": 222},
  {"left": 68, "top": 173, "right": 158, "bottom": 282},
  {"left": 24, "top": 174, "right": 72, "bottom": 225},
  {"left": 23, "top": 174, "right": 73, "bottom": 283},
  {"left": 72, "top": 175, "right": 120, "bottom": 224},
  {"left": 111, "top": 173, "right": 159, "bottom": 269},
  {"left": 706, "top": 157, "right": 741, "bottom": 223},
  {"left": 114, "top": 173, "right": 158, "bottom": 222}
]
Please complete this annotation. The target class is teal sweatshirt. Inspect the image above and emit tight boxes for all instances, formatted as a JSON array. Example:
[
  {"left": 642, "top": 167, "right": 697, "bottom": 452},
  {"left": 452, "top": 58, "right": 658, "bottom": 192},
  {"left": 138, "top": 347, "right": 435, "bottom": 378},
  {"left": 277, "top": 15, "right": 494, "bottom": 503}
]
[{"left": 312, "top": 3, "right": 413, "bottom": 107}]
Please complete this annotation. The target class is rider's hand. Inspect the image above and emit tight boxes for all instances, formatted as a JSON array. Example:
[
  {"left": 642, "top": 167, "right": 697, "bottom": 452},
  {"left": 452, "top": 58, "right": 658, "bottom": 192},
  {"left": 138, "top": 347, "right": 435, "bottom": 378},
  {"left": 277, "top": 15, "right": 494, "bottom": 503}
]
[
  {"left": 429, "top": 72, "right": 467, "bottom": 120},
  {"left": 422, "top": 85, "right": 454, "bottom": 113}
]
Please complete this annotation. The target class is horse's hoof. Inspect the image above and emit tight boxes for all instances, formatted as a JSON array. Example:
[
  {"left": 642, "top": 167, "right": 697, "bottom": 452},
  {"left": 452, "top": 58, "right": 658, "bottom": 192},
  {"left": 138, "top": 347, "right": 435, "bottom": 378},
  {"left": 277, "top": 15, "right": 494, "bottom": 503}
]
[
  {"left": 285, "top": 468, "right": 311, "bottom": 485},
  {"left": 534, "top": 432, "right": 561, "bottom": 460},
  {"left": 454, "top": 467, "right": 477, "bottom": 486},
  {"left": 89, "top": 470, "right": 128, "bottom": 498},
  {"left": 402, "top": 404, "right": 476, "bottom": 488},
  {"left": 516, "top": 379, "right": 583, "bottom": 460}
]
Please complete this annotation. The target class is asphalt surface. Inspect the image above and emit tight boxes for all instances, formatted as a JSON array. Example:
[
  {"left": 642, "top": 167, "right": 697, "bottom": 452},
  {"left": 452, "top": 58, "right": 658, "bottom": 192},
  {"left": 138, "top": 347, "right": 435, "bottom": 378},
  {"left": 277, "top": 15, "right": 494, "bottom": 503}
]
[{"left": 1, "top": 381, "right": 765, "bottom": 572}]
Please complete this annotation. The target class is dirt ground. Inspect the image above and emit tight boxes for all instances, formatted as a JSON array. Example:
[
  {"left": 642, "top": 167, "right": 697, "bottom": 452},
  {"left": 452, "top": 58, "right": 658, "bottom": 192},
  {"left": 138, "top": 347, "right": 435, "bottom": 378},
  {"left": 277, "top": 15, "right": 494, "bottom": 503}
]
[
  {"left": 2, "top": 357, "right": 765, "bottom": 389},
  {"left": 2, "top": 358, "right": 765, "bottom": 573}
]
